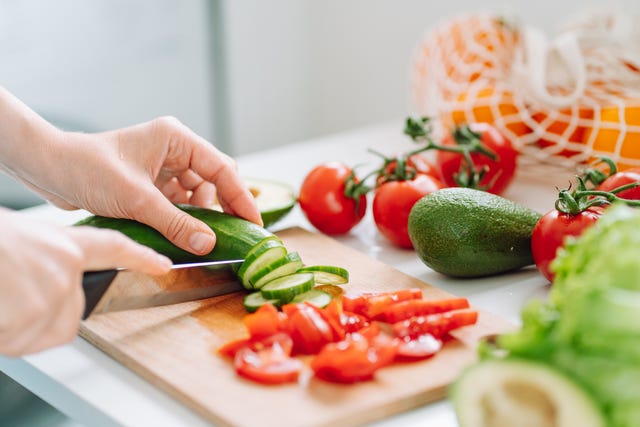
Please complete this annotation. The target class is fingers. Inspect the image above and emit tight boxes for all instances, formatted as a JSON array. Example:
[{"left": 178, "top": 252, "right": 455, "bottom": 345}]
[
  {"left": 152, "top": 117, "right": 262, "bottom": 226},
  {"left": 67, "top": 226, "right": 172, "bottom": 274},
  {"left": 5, "top": 281, "right": 84, "bottom": 356},
  {"left": 191, "top": 146, "right": 262, "bottom": 226},
  {"left": 132, "top": 190, "right": 218, "bottom": 255}
]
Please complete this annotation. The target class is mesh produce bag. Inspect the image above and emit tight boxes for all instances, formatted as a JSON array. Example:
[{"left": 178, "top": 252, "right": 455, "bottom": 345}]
[{"left": 410, "top": 11, "right": 640, "bottom": 173}]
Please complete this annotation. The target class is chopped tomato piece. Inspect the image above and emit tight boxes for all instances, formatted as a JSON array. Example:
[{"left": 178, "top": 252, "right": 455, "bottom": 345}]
[
  {"left": 342, "top": 288, "right": 423, "bottom": 320},
  {"left": 381, "top": 297, "right": 470, "bottom": 323},
  {"left": 310, "top": 330, "right": 397, "bottom": 384},
  {"left": 395, "top": 334, "right": 442, "bottom": 361},
  {"left": 323, "top": 299, "right": 368, "bottom": 334},
  {"left": 243, "top": 303, "right": 285, "bottom": 339},
  {"left": 282, "top": 302, "right": 339, "bottom": 354},
  {"left": 341, "top": 311, "right": 370, "bottom": 333},
  {"left": 392, "top": 310, "right": 479, "bottom": 339},
  {"left": 234, "top": 334, "right": 302, "bottom": 385},
  {"left": 217, "top": 337, "right": 251, "bottom": 359}
]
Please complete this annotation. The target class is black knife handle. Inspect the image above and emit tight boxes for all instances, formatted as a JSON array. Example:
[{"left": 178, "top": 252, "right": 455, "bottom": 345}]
[{"left": 82, "top": 269, "right": 118, "bottom": 320}]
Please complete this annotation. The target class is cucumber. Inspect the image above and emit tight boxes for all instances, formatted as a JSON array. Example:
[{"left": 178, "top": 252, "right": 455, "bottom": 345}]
[
  {"left": 243, "top": 291, "right": 281, "bottom": 312},
  {"left": 236, "top": 239, "right": 288, "bottom": 288},
  {"left": 297, "top": 265, "right": 349, "bottom": 285},
  {"left": 291, "top": 288, "right": 332, "bottom": 308},
  {"left": 75, "top": 204, "right": 275, "bottom": 264},
  {"left": 250, "top": 252, "right": 304, "bottom": 289},
  {"left": 452, "top": 359, "right": 605, "bottom": 427},
  {"left": 260, "top": 272, "right": 315, "bottom": 303}
]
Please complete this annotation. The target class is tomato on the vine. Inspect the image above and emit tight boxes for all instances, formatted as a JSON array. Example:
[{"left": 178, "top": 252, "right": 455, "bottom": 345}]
[
  {"left": 376, "top": 153, "right": 439, "bottom": 186},
  {"left": 531, "top": 208, "right": 602, "bottom": 283},
  {"left": 298, "top": 162, "right": 367, "bottom": 235},
  {"left": 596, "top": 168, "right": 640, "bottom": 201},
  {"left": 436, "top": 123, "right": 518, "bottom": 195},
  {"left": 373, "top": 174, "right": 443, "bottom": 248}
]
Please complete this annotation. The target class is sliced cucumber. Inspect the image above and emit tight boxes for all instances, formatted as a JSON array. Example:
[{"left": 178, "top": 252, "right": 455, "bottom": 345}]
[
  {"left": 291, "top": 288, "right": 332, "bottom": 308},
  {"left": 297, "top": 265, "right": 349, "bottom": 285},
  {"left": 236, "top": 239, "right": 287, "bottom": 289},
  {"left": 251, "top": 252, "right": 304, "bottom": 289},
  {"left": 452, "top": 359, "right": 605, "bottom": 427},
  {"left": 243, "top": 291, "right": 281, "bottom": 312},
  {"left": 314, "top": 284, "right": 344, "bottom": 299},
  {"left": 260, "top": 272, "right": 314, "bottom": 303}
]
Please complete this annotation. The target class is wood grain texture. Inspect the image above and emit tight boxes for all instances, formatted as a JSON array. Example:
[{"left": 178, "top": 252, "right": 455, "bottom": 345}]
[{"left": 79, "top": 227, "right": 515, "bottom": 427}]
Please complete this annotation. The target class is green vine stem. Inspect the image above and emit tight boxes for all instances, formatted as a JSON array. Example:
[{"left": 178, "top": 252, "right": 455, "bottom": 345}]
[
  {"left": 404, "top": 117, "right": 498, "bottom": 190},
  {"left": 555, "top": 177, "right": 640, "bottom": 214}
]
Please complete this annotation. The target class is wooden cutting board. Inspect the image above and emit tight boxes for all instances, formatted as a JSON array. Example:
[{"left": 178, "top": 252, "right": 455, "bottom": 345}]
[{"left": 79, "top": 227, "right": 514, "bottom": 427}]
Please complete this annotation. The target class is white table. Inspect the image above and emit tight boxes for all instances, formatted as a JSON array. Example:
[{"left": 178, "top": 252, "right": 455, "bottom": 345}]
[{"left": 0, "top": 121, "right": 560, "bottom": 427}]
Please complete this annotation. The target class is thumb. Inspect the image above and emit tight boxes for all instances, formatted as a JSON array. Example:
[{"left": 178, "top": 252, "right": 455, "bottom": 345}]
[{"left": 136, "top": 192, "right": 217, "bottom": 255}]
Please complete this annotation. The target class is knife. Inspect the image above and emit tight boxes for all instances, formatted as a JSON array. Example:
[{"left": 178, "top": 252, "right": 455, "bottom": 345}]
[{"left": 81, "top": 259, "right": 244, "bottom": 320}]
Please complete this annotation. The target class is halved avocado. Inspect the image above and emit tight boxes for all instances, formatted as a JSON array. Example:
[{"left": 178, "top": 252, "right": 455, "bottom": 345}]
[
  {"left": 452, "top": 358, "right": 605, "bottom": 427},
  {"left": 211, "top": 177, "right": 296, "bottom": 228}
]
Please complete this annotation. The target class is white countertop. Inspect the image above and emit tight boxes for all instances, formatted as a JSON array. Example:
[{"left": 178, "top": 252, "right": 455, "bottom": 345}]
[{"left": 0, "top": 121, "right": 560, "bottom": 427}]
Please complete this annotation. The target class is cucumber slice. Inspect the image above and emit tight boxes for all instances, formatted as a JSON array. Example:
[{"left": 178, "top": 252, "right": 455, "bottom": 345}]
[
  {"left": 236, "top": 239, "right": 287, "bottom": 289},
  {"left": 260, "top": 272, "right": 314, "bottom": 303},
  {"left": 297, "top": 265, "right": 349, "bottom": 285},
  {"left": 243, "top": 291, "right": 280, "bottom": 312},
  {"left": 452, "top": 359, "right": 605, "bottom": 427},
  {"left": 251, "top": 252, "right": 304, "bottom": 289},
  {"left": 291, "top": 288, "right": 332, "bottom": 308},
  {"left": 314, "top": 284, "right": 344, "bottom": 299}
]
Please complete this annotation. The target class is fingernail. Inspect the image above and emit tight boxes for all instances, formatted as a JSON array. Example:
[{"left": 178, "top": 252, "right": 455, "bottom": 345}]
[
  {"left": 157, "top": 254, "right": 173, "bottom": 270},
  {"left": 189, "top": 231, "right": 215, "bottom": 254}
]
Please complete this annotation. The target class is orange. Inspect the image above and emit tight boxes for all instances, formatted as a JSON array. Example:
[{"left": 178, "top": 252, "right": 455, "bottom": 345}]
[
  {"left": 411, "top": 13, "right": 519, "bottom": 110},
  {"left": 532, "top": 107, "right": 594, "bottom": 160},
  {"left": 443, "top": 86, "right": 530, "bottom": 142},
  {"left": 583, "top": 103, "right": 640, "bottom": 170}
]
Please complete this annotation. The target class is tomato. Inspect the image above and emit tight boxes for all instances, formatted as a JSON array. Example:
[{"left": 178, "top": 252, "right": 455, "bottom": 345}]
[
  {"left": 531, "top": 208, "right": 603, "bottom": 282},
  {"left": 596, "top": 168, "right": 640, "bottom": 200},
  {"left": 298, "top": 162, "right": 367, "bottom": 235},
  {"left": 373, "top": 174, "right": 444, "bottom": 248},
  {"left": 282, "top": 303, "right": 340, "bottom": 354},
  {"left": 243, "top": 303, "right": 284, "bottom": 339},
  {"left": 218, "top": 337, "right": 252, "bottom": 358},
  {"left": 234, "top": 333, "right": 303, "bottom": 385},
  {"left": 392, "top": 310, "right": 479, "bottom": 339},
  {"left": 310, "top": 330, "right": 397, "bottom": 384},
  {"left": 342, "top": 289, "right": 423, "bottom": 320},
  {"left": 436, "top": 123, "right": 518, "bottom": 195},
  {"left": 380, "top": 297, "right": 470, "bottom": 323},
  {"left": 376, "top": 153, "right": 440, "bottom": 186},
  {"left": 395, "top": 334, "right": 442, "bottom": 361},
  {"left": 322, "top": 299, "right": 365, "bottom": 335}
]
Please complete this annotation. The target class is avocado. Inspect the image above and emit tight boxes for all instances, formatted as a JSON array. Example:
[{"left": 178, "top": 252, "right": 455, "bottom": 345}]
[{"left": 408, "top": 188, "right": 542, "bottom": 278}]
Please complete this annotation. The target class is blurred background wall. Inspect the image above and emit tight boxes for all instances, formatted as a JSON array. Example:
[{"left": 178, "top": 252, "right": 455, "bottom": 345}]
[{"left": 0, "top": 0, "right": 638, "bottom": 208}]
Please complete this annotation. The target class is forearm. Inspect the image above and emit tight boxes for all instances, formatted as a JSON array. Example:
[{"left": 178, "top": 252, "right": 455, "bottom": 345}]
[{"left": 0, "top": 86, "right": 65, "bottom": 182}]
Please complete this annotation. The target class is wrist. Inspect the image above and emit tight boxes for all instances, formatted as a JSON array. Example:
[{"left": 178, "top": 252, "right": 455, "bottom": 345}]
[{"left": 0, "top": 87, "right": 66, "bottom": 182}]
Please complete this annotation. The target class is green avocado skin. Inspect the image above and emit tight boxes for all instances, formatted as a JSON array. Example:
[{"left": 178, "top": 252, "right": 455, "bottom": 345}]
[{"left": 408, "top": 188, "right": 542, "bottom": 278}]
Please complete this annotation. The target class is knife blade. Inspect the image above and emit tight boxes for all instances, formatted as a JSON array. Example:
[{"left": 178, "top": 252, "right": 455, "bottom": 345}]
[{"left": 81, "top": 259, "right": 244, "bottom": 319}]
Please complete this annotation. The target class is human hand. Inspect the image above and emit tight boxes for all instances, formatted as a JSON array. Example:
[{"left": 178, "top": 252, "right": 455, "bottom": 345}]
[
  {"left": 13, "top": 115, "right": 261, "bottom": 256},
  {"left": 0, "top": 210, "right": 172, "bottom": 356}
]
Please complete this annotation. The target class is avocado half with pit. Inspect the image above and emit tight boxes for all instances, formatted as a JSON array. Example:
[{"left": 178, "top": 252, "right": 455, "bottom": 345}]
[{"left": 211, "top": 177, "right": 296, "bottom": 229}]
